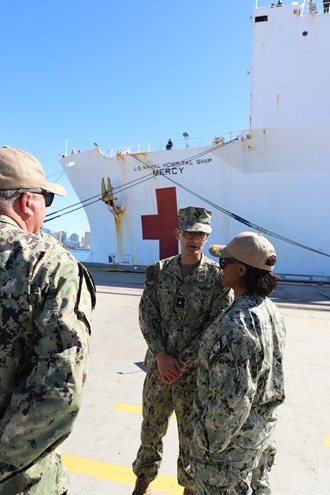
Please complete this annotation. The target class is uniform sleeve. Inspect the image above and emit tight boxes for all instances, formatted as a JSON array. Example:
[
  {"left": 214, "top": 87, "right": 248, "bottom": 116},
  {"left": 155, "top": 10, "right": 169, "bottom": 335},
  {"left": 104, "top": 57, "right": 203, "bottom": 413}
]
[
  {"left": 193, "top": 320, "right": 260, "bottom": 455},
  {"left": 138, "top": 265, "right": 165, "bottom": 356},
  {"left": 0, "top": 257, "right": 95, "bottom": 476},
  {"left": 205, "top": 285, "right": 234, "bottom": 331},
  {"left": 178, "top": 283, "right": 234, "bottom": 368}
]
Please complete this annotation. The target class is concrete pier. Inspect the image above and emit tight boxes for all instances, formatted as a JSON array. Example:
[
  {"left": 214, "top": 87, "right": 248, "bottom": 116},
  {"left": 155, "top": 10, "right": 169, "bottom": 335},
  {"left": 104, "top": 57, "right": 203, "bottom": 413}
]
[{"left": 62, "top": 272, "right": 330, "bottom": 495}]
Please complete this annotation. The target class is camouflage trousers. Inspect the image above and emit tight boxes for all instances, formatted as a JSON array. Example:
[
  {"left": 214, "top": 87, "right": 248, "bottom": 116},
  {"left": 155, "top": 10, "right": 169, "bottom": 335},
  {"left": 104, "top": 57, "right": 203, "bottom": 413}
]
[
  {"left": 0, "top": 450, "right": 69, "bottom": 495},
  {"left": 190, "top": 443, "right": 276, "bottom": 495},
  {"left": 132, "top": 366, "right": 197, "bottom": 490}
]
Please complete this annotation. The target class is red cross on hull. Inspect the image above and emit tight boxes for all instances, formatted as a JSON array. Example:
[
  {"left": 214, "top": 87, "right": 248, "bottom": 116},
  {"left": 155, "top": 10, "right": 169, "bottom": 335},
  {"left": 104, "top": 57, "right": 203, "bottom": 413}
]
[{"left": 141, "top": 187, "right": 179, "bottom": 260}]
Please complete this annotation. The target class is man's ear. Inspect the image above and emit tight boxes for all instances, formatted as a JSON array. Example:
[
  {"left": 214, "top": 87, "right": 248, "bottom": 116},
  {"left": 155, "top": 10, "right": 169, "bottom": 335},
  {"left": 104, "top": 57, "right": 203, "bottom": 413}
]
[
  {"left": 19, "top": 192, "right": 34, "bottom": 218},
  {"left": 175, "top": 228, "right": 181, "bottom": 241}
]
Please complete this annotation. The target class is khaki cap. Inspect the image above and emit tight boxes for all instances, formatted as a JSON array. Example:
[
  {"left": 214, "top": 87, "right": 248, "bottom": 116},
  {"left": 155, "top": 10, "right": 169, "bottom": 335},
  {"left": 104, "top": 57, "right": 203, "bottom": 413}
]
[
  {"left": 178, "top": 206, "right": 212, "bottom": 234},
  {"left": 0, "top": 146, "right": 66, "bottom": 196},
  {"left": 209, "top": 231, "right": 276, "bottom": 271}
]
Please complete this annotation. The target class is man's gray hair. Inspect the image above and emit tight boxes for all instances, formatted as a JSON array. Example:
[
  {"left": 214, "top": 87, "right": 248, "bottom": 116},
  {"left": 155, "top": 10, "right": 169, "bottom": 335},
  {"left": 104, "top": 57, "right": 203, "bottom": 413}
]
[{"left": 0, "top": 189, "right": 22, "bottom": 207}]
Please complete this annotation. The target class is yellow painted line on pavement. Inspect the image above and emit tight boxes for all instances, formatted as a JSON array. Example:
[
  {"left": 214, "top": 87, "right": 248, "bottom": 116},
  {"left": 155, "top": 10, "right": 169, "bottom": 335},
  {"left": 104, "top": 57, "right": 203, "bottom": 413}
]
[
  {"left": 324, "top": 437, "right": 330, "bottom": 447},
  {"left": 284, "top": 316, "right": 330, "bottom": 324},
  {"left": 113, "top": 403, "right": 142, "bottom": 415},
  {"left": 113, "top": 403, "right": 176, "bottom": 419},
  {"left": 62, "top": 454, "right": 182, "bottom": 495},
  {"left": 290, "top": 325, "right": 330, "bottom": 332},
  {"left": 97, "top": 301, "right": 138, "bottom": 307}
]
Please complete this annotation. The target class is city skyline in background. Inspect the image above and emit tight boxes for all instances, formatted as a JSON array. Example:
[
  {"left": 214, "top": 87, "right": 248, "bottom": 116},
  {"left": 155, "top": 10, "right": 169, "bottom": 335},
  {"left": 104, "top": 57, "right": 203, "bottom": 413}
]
[{"left": 42, "top": 227, "right": 91, "bottom": 249}]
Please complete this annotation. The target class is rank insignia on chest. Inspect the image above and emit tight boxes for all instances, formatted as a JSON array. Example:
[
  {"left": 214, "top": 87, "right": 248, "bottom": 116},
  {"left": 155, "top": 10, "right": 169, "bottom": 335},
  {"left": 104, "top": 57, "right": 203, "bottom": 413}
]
[{"left": 176, "top": 297, "right": 185, "bottom": 308}]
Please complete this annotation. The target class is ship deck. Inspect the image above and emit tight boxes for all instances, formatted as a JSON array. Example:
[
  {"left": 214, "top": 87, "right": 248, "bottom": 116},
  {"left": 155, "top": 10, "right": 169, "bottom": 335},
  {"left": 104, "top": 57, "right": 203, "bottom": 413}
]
[{"left": 61, "top": 271, "right": 330, "bottom": 495}]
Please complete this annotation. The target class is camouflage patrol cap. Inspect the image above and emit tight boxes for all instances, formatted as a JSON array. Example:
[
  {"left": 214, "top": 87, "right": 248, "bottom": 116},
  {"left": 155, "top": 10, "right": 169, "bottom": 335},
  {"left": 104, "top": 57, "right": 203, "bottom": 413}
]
[
  {"left": 0, "top": 146, "right": 66, "bottom": 196},
  {"left": 178, "top": 206, "right": 212, "bottom": 234},
  {"left": 209, "top": 231, "right": 276, "bottom": 271}
]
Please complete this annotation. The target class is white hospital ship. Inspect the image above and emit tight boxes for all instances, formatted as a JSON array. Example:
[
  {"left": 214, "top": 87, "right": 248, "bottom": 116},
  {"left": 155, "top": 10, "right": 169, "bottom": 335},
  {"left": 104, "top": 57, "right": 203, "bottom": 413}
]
[{"left": 59, "top": 1, "right": 330, "bottom": 282}]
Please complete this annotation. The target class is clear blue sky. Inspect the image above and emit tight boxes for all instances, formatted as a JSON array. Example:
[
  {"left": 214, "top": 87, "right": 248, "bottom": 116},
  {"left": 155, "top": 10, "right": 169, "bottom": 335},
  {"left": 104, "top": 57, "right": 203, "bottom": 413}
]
[{"left": 1, "top": 0, "right": 257, "bottom": 237}]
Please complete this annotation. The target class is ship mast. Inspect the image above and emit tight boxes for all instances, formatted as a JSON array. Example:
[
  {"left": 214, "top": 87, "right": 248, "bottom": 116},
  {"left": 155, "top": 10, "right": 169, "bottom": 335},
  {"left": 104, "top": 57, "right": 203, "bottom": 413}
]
[{"left": 301, "top": 0, "right": 307, "bottom": 12}]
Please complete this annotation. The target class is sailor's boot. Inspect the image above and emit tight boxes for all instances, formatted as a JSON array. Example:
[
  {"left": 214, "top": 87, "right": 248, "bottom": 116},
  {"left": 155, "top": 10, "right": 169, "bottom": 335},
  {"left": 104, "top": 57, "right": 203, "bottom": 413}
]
[
  {"left": 132, "top": 478, "right": 151, "bottom": 495},
  {"left": 183, "top": 489, "right": 196, "bottom": 495}
]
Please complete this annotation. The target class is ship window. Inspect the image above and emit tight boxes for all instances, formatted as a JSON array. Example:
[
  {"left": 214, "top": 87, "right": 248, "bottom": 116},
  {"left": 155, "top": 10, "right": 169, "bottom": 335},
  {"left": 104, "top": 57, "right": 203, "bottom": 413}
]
[{"left": 255, "top": 15, "right": 268, "bottom": 22}]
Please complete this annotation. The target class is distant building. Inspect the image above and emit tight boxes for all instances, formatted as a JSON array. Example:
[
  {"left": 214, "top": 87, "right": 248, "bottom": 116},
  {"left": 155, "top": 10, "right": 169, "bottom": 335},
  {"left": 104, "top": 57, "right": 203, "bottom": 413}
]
[
  {"left": 63, "top": 239, "right": 80, "bottom": 249},
  {"left": 52, "top": 231, "right": 67, "bottom": 243},
  {"left": 84, "top": 231, "right": 91, "bottom": 248},
  {"left": 70, "top": 233, "right": 80, "bottom": 243}
]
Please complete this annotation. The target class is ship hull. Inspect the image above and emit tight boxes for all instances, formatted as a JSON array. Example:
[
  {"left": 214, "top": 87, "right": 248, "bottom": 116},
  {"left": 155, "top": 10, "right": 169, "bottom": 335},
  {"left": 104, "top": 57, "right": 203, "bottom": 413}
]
[{"left": 60, "top": 127, "right": 330, "bottom": 281}]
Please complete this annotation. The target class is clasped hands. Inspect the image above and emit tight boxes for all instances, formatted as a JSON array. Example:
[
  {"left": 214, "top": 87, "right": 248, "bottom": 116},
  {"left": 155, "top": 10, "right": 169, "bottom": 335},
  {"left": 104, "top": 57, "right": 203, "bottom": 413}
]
[{"left": 155, "top": 351, "right": 186, "bottom": 384}]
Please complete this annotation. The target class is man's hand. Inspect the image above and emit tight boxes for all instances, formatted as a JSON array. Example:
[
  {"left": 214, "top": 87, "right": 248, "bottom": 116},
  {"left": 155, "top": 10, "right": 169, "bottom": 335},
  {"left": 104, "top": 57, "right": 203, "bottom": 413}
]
[{"left": 155, "top": 351, "right": 186, "bottom": 384}]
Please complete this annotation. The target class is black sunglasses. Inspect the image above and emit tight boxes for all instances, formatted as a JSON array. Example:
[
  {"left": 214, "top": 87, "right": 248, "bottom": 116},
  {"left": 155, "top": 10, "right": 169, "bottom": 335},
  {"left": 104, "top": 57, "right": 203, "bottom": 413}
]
[
  {"left": 38, "top": 191, "right": 55, "bottom": 207},
  {"left": 219, "top": 258, "right": 238, "bottom": 269},
  {"left": 18, "top": 189, "right": 55, "bottom": 207}
]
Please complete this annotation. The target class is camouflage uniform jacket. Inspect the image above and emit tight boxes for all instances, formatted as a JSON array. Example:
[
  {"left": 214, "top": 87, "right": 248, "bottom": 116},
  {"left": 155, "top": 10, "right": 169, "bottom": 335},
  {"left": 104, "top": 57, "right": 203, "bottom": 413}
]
[
  {"left": 191, "top": 294, "right": 286, "bottom": 464},
  {"left": 140, "top": 254, "right": 233, "bottom": 371},
  {"left": 0, "top": 216, "right": 96, "bottom": 494}
]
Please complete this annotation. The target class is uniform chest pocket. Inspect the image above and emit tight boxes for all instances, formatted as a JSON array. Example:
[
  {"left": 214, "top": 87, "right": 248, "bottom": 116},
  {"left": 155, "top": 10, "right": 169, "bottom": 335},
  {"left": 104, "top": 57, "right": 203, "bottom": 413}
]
[
  {"left": 182, "top": 285, "right": 213, "bottom": 327},
  {"left": 156, "top": 283, "right": 177, "bottom": 320}
]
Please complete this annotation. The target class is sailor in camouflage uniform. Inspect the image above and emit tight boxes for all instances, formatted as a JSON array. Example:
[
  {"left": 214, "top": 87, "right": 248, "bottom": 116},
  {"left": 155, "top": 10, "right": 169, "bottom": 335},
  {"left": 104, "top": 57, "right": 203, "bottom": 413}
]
[
  {"left": 190, "top": 232, "right": 286, "bottom": 495},
  {"left": 0, "top": 146, "right": 96, "bottom": 495},
  {"left": 132, "top": 207, "right": 233, "bottom": 495}
]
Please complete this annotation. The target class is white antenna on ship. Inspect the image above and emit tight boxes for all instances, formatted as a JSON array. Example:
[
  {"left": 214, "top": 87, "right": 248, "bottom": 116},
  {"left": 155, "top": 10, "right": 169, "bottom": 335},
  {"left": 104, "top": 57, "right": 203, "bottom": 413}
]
[{"left": 65, "top": 137, "right": 68, "bottom": 157}]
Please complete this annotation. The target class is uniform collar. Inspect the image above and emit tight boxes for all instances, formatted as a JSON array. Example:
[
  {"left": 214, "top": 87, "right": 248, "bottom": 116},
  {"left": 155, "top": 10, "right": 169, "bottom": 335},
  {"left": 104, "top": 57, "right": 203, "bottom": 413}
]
[
  {"left": 0, "top": 214, "right": 21, "bottom": 229},
  {"left": 167, "top": 253, "right": 209, "bottom": 281}
]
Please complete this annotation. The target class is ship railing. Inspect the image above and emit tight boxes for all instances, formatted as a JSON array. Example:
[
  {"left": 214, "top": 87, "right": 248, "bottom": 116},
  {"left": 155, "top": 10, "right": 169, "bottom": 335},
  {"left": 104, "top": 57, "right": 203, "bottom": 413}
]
[
  {"left": 106, "top": 130, "right": 242, "bottom": 156},
  {"left": 255, "top": 1, "right": 330, "bottom": 17}
]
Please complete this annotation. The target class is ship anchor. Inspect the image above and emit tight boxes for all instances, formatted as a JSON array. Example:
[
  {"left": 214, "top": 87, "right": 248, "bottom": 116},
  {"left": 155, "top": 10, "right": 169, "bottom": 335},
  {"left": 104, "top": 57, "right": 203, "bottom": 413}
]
[{"left": 100, "top": 177, "right": 124, "bottom": 216}]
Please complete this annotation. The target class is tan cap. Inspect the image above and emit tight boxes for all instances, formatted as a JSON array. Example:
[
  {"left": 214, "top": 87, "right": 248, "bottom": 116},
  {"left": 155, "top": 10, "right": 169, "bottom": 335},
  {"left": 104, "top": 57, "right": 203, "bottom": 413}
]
[
  {"left": 178, "top": 206, "right": 212, "bottom": 234},
  {"left": 209, "top": 231, "right": 276, "bottom": 271},
  {"left": 0, "top": 146, "right": 66, "bottom": 196}
]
